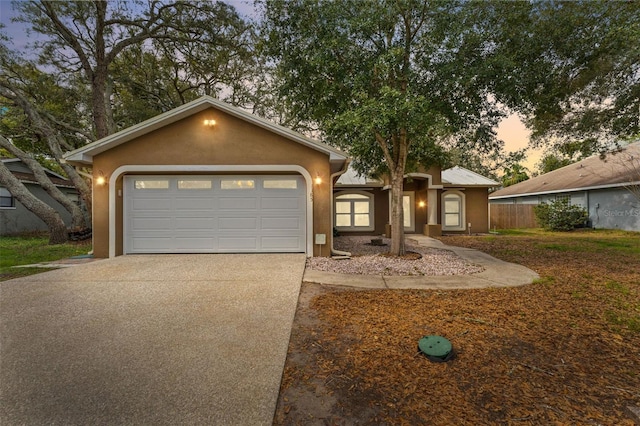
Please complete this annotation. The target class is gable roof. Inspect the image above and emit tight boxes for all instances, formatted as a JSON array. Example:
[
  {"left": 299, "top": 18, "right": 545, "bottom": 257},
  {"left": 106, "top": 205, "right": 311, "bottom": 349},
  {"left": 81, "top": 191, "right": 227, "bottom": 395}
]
[
  {"left": 442, "top": 166, "right": 498, "bottom": 187},
  {"left": 63, "top": 96, "right": 348, "bottom": 167},
  {"left": 490, "top": 141, "right": 640, "bottom": 199}
]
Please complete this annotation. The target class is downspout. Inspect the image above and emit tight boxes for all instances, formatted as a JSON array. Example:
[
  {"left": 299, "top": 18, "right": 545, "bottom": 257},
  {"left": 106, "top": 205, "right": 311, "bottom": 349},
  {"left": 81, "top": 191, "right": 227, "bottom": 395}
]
[
  {"left": 74, "top": 166, "right": 95, "bottom": 256},
  {"left": 330, "top": 159, "right": 352, "bottom": 258}
]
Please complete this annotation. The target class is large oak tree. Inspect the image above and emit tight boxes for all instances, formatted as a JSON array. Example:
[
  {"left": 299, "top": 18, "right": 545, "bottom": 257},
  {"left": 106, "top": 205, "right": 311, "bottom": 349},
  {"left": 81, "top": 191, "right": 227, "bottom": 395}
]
[{"left": 262, "top": 0, "right": 640, "bottom": 255}]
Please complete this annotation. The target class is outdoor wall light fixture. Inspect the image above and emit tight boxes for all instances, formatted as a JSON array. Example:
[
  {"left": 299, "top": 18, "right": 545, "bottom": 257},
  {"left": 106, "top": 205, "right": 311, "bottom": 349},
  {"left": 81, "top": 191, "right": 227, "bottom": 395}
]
[
  {"left": 418, "top": 200, "right": 426, "bottom": 208},
  {"left": 95, "top": 170, "right": 107, "bottom": 186},
  {"left": 203, "top": 119, "right": 216, "bottom": 127},
  {"left": 314, "top": 175, "right": 322, "bottom": 185}
]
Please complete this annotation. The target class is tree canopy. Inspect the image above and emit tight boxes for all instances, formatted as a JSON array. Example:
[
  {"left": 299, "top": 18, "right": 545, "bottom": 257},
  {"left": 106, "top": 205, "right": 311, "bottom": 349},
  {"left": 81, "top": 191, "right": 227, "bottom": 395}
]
[
  {"left": 0, "top": 0, "right": 257, "bottom": 242},
  {"left": 262, "top": 0, "right": 639, "bottom": 253}
]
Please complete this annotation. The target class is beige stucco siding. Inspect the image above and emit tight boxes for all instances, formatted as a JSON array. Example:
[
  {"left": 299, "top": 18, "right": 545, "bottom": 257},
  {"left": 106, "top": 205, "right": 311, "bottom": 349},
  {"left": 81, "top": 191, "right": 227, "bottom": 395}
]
[
  {"left": 441, "top": 187, "right": 491, "bottom": 234},
  {"left": 91, "top": 107, "right": 332, "bottom": 257}
]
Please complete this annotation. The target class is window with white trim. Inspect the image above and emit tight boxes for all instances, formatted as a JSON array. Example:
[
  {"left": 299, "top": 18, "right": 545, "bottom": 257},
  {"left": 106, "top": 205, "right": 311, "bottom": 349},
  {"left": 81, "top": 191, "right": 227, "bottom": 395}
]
[
  {"left": 403, "top": 192, "right": 415, "bottom": 231},
  {"left": 442, "top": 191, "right": 465, "bottom": 231},
  {"left": 334, "top": 192, "right": 374, "bottom": 231},
  {"left": 0, "top": 187, "right": 15, "bottom": 208}
]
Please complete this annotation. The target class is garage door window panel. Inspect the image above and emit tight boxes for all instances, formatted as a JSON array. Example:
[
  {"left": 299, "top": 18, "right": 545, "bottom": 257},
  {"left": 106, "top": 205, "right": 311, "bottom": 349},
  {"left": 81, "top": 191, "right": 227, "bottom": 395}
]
[
  {"left": 221, "top": 179, "right": 255, "bottom": 190},
  {"left": 134, "top": 180, "right": 169, "bottom": 189},
  {"left": 178, "top": 179, "right": 212, "bottom": 189},
  {"left": 263, "top": 179, "right": 297, "bottom": 189}
]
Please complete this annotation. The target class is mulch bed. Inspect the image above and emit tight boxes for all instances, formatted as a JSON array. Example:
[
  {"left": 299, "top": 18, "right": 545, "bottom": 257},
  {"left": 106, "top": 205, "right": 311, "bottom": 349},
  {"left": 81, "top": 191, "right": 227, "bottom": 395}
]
[{"left": 274, "top": 232, "right": 640, "bottom": 425}]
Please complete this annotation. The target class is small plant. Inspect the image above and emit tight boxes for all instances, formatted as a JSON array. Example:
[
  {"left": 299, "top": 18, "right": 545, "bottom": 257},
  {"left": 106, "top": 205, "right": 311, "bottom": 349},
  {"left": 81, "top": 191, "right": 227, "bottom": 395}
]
[{"left": 534, "top": 199, "right": 588, "bottom": 231}]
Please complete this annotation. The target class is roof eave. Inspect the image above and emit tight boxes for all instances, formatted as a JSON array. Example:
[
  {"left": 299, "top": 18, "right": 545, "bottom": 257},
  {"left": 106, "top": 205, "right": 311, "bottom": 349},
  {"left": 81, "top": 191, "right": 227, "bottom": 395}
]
[
  {"left": 63, "top": 96, "right": 348, "bottom": 165},
  {"left": 489, "top": 180, "right": 640, "bottom": 199}
]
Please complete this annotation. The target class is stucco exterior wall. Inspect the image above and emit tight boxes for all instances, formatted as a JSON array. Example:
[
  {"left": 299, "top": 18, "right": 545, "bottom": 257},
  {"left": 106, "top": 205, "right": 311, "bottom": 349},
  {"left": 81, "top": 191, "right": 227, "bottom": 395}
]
[
  {"left": 590, "top": 188, "right": 639, "bottom": 231},
  {"left": 0, "top": 184, "right": 77, "bottom": 235},
  {"left": 442, "top": 187, "right": 491, "bottom": 234},
  {"left": 91, "top": 107, "right": 333, "bottom": 257}
]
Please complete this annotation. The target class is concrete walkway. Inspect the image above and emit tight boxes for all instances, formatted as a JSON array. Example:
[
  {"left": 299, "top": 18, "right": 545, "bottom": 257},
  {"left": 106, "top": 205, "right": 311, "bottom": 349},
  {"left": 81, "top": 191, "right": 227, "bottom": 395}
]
[
  {"left": 0, "top": 254, "right": 305, "bottom": 426},
  {"left": 303, "top": 235, "right": 539, "bottom": 289}
]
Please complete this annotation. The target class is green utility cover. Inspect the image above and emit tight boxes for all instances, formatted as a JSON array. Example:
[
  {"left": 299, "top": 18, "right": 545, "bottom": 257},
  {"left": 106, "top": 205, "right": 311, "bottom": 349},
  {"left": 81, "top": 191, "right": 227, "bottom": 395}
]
[{"left": 418, "top": 335, "right": 452, "bottom": 359}]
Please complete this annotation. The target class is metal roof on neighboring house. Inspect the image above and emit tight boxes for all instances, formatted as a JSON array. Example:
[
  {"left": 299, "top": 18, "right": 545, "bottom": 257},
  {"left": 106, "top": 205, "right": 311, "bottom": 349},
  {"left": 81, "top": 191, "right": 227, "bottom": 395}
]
[
  {"left": 490, "top": 141, "right": 640, "bottom": 199},
  {"left": 442, "top": 166, "right": 499, "bottom": 187},
  {"left": 335, "top": 165, "right": 383, "bottom": 186}
]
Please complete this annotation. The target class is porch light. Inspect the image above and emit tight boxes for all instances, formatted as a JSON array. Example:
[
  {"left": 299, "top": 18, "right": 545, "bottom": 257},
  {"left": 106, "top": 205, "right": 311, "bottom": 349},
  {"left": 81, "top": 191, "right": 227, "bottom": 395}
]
[
  {"left": 418, "top": 200, "right": 426, "bottom": 208},
  {"left": 203, "top": 119, "right": 216, "bottom": 127},
  {"left": 95, "top": 171, "right": 107, "bottom": 186},
  {"left": 314, "top": 175, "right": 322, "bottom": 185}
]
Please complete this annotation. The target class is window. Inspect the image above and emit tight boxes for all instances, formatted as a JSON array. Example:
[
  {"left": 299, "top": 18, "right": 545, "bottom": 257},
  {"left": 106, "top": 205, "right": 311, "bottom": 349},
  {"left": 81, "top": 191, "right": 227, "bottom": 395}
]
[
  {"left": 134, "top": 180, "right": 169, "bottom": 189},
  {"left": 263, "top": 179, "right": 297, "bottom": 189},
  {"left": 554, "top": 194, "right": 571, "bottom": 205},
  {"left": 334, "top": 192, "right": 374, "bottom": 231},
  {"left": 442, "top": 191, "right": 465, "bottom": 231},
  {"left": 67, "top": 193, "right": 81, "bottom": 206},
  {"left": 221, "top": 179, "right": 255, "bottom": 190},
  {"left": 178, "top": 179, "right": 212, "bottom": 189},
  {"left": 403, "top": 192, "right": 415, "bottom": 231},
  {"left": 0, "top": 187, "right": 15, "bottom": 208}
]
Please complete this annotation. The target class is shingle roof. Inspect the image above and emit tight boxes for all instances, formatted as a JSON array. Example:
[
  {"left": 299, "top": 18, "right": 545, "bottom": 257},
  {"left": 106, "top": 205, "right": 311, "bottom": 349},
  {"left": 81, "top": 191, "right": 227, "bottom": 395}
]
[
  {"left": 490, "top": 141, "right": 640, "bottom": 199},
  {"left": 442, "top": 166, "right": 499, "bottom": 187}
]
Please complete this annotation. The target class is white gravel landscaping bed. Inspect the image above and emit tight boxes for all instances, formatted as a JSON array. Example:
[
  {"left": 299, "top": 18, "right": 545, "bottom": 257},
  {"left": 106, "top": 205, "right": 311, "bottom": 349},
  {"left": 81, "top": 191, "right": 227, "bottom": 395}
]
[{"left": 306, "top": 236, "right": 484, "bottom": 276}]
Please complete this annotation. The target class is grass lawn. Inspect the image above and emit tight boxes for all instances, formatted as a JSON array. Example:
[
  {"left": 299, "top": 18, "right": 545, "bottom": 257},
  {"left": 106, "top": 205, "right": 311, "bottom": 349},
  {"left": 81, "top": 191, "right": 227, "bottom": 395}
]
[
  {"left": 275, "top": 229, "right": 640, "bottom": 425},
  {"left": 0, "top": 235, "right": 92, "bottom": 281}
]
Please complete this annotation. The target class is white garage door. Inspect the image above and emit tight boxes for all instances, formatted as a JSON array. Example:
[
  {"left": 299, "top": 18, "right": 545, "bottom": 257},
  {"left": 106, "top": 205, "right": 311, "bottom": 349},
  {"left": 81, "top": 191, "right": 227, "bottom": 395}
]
[{"left": 124, "top": 175, "right": 306, "bottom": 253}]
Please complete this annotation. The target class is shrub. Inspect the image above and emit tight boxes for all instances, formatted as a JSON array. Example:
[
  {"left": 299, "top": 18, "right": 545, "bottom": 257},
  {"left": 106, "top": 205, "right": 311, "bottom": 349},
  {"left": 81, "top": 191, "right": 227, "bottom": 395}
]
[{"left": 534, "top": 199, "right": 588, "bottom": 231}]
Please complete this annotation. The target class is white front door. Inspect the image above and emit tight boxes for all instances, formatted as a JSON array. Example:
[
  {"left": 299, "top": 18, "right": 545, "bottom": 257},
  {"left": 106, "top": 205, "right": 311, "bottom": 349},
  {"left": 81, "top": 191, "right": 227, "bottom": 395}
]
[{"left": 124, "top": 175, "right": 306, "bottom": 253}]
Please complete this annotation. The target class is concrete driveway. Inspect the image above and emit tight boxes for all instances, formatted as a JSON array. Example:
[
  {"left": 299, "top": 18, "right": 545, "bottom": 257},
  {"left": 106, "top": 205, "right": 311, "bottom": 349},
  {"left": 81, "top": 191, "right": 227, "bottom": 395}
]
[{"left": 0, "top": 254, "right": 305, "bottom": 425}]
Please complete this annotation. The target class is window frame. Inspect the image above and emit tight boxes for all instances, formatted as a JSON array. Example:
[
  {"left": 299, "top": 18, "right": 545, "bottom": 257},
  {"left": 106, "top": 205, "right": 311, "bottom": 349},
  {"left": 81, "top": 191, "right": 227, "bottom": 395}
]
[
  {"left": 334, "top": 190, "right": 375, "bottom": 232},
  {"left": 403, "top": 191, "right": 415, "bottom": 232},
  {"left": 441, "top": 190, "right": 466, "bottom": 231},
  {"left": 0, "top": 187, "right": 16, "bottom": 209}
]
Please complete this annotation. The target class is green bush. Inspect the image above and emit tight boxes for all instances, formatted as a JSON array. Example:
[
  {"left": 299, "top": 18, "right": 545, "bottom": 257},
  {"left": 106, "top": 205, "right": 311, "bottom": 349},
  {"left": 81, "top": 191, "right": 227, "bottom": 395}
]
[{"left": 534, "top": 199, "right": 588, "bottom": 231}]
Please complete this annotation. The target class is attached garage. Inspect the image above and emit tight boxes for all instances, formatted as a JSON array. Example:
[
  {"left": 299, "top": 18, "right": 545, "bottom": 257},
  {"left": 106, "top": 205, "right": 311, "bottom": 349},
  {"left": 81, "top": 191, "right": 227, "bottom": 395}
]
[
  {"left": 124, "top": 175, "right": 306, "bottom": 253},
  {"left": 63, "top": 96, "right": 349, "bottom": 258}
]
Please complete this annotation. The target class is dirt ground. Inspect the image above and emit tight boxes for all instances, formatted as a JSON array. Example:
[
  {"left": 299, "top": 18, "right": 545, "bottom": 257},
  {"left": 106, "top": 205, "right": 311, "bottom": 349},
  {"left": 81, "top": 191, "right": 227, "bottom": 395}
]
[{"left": 273, "top": 231, "right": 640, "bottom": 425}]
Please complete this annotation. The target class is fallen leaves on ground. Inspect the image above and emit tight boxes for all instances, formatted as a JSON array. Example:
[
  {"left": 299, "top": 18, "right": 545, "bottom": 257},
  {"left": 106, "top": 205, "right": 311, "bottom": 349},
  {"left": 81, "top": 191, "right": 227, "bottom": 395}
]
[{"left": 275, "top": 230, "right": 640, "bottom": 425}]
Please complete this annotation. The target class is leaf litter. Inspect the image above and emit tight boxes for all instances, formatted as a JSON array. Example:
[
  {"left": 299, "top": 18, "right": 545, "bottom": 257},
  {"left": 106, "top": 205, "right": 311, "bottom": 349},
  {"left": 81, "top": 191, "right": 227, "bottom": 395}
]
[{"left": 275, "top": 231, "right": 640, "bottom": 425}]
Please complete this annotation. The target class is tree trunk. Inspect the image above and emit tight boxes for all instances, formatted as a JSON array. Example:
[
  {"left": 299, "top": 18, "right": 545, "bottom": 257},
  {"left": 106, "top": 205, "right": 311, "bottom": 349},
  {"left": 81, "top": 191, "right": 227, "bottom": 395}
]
[
  {"left": 0, "top": 161, "right": 68, "bottom": 244},
  {"left": 389, "top": 171, "right": 406, "bottom": 256},
  {"left": 0, "top": 136, "right": 87, "bottom": 229},
  {"left": 0, "top": 86, "right": 93, "bottom": 222}
]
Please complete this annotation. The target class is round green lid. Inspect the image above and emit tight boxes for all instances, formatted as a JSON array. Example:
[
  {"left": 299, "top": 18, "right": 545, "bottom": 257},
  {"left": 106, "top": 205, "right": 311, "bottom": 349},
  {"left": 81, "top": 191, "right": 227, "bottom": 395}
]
[{"left": 418, "top": 335, "right": 452, "bottom": 359}]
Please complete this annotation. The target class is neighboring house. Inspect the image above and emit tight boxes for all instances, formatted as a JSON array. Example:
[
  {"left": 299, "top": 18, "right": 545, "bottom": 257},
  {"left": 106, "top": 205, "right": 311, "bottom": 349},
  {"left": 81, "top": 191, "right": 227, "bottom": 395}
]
[
  {"left": 0, "top": 158, "right": 79, "bottom": 235},
  {"left": 490, "top": 141, "right": 640, "bottom": 232},
  {"left": 63, "top": 96, "right": 499, "bottom": 258}
]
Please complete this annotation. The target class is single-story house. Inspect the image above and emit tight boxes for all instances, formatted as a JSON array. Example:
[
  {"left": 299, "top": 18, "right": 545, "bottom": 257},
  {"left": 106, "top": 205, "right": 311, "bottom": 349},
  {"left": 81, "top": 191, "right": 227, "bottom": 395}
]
[
  {"left": 334, "top": 165, "right": 498, "bottom": 237},
  {"left": 63, "top": 96, "right": 498, "bottom": 258},
  {"left": 0, "top": 158, "right": 80, "bottom": 235},
  {"left": 490, "top": 141, "right": 640, "bottom": 232}
]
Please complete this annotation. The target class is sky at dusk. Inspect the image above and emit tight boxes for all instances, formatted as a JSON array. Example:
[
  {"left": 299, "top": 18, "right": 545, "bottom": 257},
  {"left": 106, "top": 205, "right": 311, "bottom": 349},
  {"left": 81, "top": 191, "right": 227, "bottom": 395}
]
[{"left": 0, "top": 0, "right": 542, "bottom": 172}]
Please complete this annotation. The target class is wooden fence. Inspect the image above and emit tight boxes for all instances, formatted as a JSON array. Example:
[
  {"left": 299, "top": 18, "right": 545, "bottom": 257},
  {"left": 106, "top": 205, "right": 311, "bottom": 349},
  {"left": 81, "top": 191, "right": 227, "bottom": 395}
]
[{"left": 489, "top": 204, "right": 539, "bottom": 230}]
